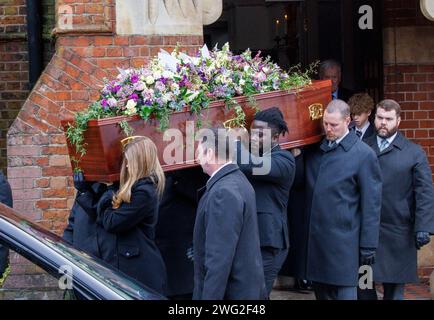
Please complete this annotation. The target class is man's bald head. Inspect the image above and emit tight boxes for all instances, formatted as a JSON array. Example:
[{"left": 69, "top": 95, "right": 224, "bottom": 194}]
[{"left": 323, "top": 100, "right": 351, "bottom": 142}]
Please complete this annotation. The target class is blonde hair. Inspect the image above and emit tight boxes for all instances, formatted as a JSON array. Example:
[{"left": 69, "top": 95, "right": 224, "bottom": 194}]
[{"left": 112, "top": 136, "right": 165, "bottom": 209}]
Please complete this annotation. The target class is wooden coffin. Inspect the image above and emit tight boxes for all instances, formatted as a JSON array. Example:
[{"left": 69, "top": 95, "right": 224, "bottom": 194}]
[{"left": 61, "top": 80, "right": 331, "bottom": 181}]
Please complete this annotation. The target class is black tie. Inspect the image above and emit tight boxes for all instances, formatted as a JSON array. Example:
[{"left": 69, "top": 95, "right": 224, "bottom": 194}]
[{"left": 356, "top": 129, "right": 362, "bottom": 138}]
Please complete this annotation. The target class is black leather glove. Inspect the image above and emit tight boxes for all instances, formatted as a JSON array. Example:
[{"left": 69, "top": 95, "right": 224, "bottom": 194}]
[
  {"left": 360, "top": 247, "right": 376, "bottom": 266},
  {"left": 415, "top": 231, "right": 431, "bottom": 250},
  {"left": 73, "top": 171, "right": 92, "bottom": 194}
]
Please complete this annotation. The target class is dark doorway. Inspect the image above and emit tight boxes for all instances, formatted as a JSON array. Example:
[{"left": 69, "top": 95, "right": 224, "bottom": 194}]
[
  {"left": 204, "top": 0, "right": 384, "bottom": 101},
  {"left": 204, "top": 0, "right": 305, "bottom": 71}
]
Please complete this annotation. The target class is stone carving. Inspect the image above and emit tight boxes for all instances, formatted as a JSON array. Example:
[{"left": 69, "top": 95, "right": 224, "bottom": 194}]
[{"left": 116, "top": 0, "right": 223, "bottom": 35}]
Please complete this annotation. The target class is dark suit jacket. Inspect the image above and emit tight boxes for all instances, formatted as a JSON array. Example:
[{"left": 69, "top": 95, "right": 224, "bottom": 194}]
[
  {"left": 365, "top": 132, "right": 434, "bottom": 283},
  {"left": 155, "top": 167, "right": 208, "bottom": 297},
  {"left": 304, "top": 132, "right": 382, "bottom": 286},
  {"left": 0, "top": 173, "right": 12, "bottom": 276},
  {"left": 236, "top": 142, "right": 295, "bottom": 249},
  {"left": 76, "top": 177, "right": 167, "bottom": 294},
  {"left": 349, "top": 121, "right": 376, "bottom": 142},
  {"left": 193, "top": 163, "right": 265, "bottom": 300}
]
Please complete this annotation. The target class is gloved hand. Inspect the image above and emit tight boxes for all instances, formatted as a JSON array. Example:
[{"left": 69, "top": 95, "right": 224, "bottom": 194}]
[
  {"left": 186, "top": 245, "right": 194, "bottom": 262},
  {"left": 415, "top": 231, "right": 431, "bottom": 250},
  {"left": 73, "top": 171, "right": 92, "bottom": 194},
  {"left": 359, "top": 247, "right": 376, "bottom": 266},
  {"left": 96, "top": 190, "right": 115, "bottom": 215}
]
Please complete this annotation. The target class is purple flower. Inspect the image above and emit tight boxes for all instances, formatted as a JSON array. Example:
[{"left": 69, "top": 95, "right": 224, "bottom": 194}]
[
  {"left": 111, "top": 85, "right": 121, "bottom": 93},
  {"left": 130, "top": 75, "right": 139, "bottom": 84},
  {"left": 129, "top": 93, "right": 139, "bottom": 102},
  {"left": 179, "top": 75, "right": 192, "bottom": 88},
  {"left": 100, "top": 99, "right": 108, "bottom": 110}
]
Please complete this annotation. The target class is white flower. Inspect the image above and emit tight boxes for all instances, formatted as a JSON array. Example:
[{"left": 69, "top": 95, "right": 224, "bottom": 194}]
[
  {"left": 161, "top": 93, "right": 172, "bottom": 104},
  {"left": 153, "top": 71, "right": 162, "bottom": 79},
  {"left": 162, "top": 70, "right": 174, "bottom": 79},
  {"left": 243, "top": 65, "right": 250, "bottom": 72},
  {"left": 239, "top": 79, "right": 246, "bottom": 86},
  {"left": 145, "top": 76, "right": 155, "bottom": 85},
  {"left": 171, "top": 83, "right": 179, "bottom": 91},
  {"left": 125, "top": 99, "right": 137, "bottom": 115},
  {"left": 186, "top": 91, "right": 200, "bottom": 102}
]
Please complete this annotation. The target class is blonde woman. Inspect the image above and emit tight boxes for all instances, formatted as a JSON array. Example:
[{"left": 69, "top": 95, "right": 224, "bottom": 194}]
[{"left": 74, "top": 136, "right": 167, "bottom": 295}]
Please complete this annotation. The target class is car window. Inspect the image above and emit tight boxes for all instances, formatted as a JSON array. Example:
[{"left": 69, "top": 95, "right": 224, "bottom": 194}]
[
  {"left": 1, "top": 215, "right": 164, "bottom": 300},
  {"left": 0, "top": 250, "right": 75, "bottom": 300}
]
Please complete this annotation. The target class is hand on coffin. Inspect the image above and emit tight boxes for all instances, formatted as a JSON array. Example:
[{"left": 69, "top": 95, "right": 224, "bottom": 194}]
[{"left": 73, "top": 171, "right": 93, "bottom": 194}]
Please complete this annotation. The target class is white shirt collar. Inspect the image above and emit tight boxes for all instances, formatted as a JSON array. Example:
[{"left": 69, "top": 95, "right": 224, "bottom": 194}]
[
  {"left": 356, "top": 121, "right": 370, "bottom": 138},
  {"left": 376, "top": 132, "right": 398, "bottom": 148},
  {"left": 209, "top": 161, "right": 233, "bottom": 181},
  {"left": 334, "top": 129, "right": 350, "bottom": 145}
]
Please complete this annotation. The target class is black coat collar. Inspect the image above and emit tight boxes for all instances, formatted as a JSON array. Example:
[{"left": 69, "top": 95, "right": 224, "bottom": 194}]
[{"left": 196, "top": 163, "right": 239, "bottom": 201}]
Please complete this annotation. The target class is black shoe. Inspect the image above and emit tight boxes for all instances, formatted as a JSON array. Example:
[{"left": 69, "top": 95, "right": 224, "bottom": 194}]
[{"left": 295, "top": 279, "right": 313, "bottom": 291}]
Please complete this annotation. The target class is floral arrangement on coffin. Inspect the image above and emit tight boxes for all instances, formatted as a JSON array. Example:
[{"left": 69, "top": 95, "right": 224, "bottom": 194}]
[{"left": 65, "top": 43, "right": 317, "bottom": 157}]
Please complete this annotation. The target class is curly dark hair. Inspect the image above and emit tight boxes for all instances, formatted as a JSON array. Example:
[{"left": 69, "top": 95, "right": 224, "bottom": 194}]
[{"left": 348, "top": 93, "right": 375, "bottom": 115}]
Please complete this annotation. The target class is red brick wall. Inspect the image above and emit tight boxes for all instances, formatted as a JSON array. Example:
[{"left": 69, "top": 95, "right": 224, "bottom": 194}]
[
  {"left": 383, "top": 0, "right": 434, "bottom": 179},
  {"left": 0, "top": 0, "right": 29, "bottom": 172},
  {"left": 383, "top": 0, "right": 434, "bottom": 275},
  {"left": 384, "top": 65, "right": 434, "bottom": 175},
  {"left": 7, "top": 0, "right": 203, "bottom": 234}
]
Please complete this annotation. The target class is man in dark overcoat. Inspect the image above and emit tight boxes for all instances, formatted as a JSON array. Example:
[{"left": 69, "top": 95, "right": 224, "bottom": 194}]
[
  {"left": 193, "top": 128, "right": 265, "bottom": 300},
  {"left": 304, "top": 99, "right": 382, "bottom": 299},
  {"left": 364, "top": 99, "right": 434, "bottom": 300}
]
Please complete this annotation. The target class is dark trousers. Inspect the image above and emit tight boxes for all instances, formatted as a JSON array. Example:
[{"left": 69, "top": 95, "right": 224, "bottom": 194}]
[
  {"left": 261, "top": 247, "right": 288, "bottom": 296},
  {"left": 358, "top": 282, "right": 405, "bottom": 300},
  {"left": 313, "top": 282, "right": 357, "bottom": 300}
]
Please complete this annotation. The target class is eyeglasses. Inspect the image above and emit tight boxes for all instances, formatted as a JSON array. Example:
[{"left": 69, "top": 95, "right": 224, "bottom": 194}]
[{"left": 120, "top": 136, "right": 147, "bottom": 148}]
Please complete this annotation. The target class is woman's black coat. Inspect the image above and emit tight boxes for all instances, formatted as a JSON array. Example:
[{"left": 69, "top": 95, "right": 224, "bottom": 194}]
[{"left": 76, "top": 177, "right": 167, "bottom": 294}]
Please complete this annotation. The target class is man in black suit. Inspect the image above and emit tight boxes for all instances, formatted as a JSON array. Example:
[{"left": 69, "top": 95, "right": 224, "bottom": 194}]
[
  {"left": 193, "top": 128, "right": 266, "bottom": 300},
  {"left": 234, "top": 107, "right": 295, "bottom": 296},
  {"left": 0, "top": 172, "right": 12, "bottom": 286},
  {"left": 348, "top": 92, "right": 376, "bottom": 141},
  {"left": 319, "top": 59, "right": 353, "bottom": 102},
  {"left": 364, "top": 99, "right": 434, "bottom": 300}
]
